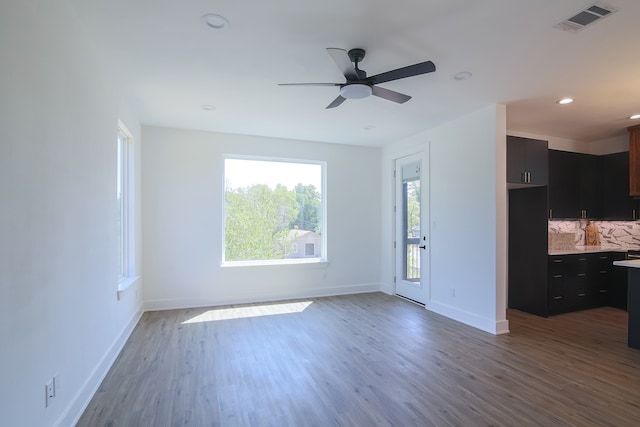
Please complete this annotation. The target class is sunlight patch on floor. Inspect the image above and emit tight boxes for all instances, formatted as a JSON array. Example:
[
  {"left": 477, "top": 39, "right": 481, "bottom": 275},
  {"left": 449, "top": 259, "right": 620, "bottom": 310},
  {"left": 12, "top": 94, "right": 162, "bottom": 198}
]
[{"left": 182, "top": 301, "right": 313, "bottom": 324}]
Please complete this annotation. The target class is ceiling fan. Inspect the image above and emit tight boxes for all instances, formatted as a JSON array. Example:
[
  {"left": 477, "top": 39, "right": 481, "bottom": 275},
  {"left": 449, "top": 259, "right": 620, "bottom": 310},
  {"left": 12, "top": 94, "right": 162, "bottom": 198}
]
[{"left": 279, "top": 48, "right": 436, "bottom": 109}]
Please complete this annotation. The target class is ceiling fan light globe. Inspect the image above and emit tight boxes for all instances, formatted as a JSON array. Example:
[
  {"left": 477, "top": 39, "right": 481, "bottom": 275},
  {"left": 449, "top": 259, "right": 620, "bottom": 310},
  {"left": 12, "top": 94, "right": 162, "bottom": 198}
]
[{"left": 340, "top": 84, "right": 372, "bottom": 99}]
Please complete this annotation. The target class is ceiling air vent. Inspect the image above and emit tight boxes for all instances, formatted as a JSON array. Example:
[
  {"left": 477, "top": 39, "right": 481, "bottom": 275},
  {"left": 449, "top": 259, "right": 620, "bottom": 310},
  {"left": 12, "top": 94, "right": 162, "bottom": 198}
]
[{"left": 554, "top": 2, "right": 618, "bottom": 33}]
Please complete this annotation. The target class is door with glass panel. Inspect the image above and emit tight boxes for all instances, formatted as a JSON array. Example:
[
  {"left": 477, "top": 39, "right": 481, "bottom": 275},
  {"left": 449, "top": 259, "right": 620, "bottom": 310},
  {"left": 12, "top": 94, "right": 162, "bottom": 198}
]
[{"left": 395, "top": 153, "right": 429, "bottom": 304}]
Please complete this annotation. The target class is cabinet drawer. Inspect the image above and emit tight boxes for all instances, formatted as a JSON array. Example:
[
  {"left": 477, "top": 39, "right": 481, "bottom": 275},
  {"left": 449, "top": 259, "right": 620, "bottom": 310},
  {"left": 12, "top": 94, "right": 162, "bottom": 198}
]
[
  {"left": 548, "top": 254, "right": 589, "bottom": 276},
  {"left": 592, "top": 284, "right": 609, "bottom": 306},
  {"left": 548, "top": 283, "right": 573, "bottom": 314},
  {"left": 594, "top": 253, "right": 618, "bottom": 272}
]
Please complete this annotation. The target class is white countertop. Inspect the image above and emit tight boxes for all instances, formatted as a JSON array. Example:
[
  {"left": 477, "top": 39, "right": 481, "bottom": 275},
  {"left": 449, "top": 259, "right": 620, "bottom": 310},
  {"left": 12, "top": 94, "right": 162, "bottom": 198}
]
[
  {"left": 613, "top": 259, "right": 640, "bottom": 269},
  {"left": 548, "top": 245, "right": 640, "bottom": 256}
]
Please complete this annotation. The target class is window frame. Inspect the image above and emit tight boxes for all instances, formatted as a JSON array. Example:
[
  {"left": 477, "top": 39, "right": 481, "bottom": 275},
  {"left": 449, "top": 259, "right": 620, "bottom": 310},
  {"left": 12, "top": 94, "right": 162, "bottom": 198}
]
[
  {"left": 222, "top": 154, "right": 327, "bottom": 267},
  {"left": 116, "top": 120, "right": 138, "bottom": 291}
]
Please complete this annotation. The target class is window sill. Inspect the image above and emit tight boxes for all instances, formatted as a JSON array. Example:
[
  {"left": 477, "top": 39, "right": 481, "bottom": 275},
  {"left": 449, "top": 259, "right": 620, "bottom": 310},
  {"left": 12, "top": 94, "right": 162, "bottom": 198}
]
[
  {"left": 118, "top": 275, "right": 140, "bottom": 293},
  {"left": 222, "top": 258, "right": 329, "bottom": 268}
]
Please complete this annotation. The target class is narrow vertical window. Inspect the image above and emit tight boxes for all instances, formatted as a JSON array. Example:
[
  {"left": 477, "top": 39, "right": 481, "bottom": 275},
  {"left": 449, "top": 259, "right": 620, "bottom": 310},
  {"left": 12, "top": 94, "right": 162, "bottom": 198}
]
[
  {"left": 116, "top": 131, "right": 125, "bottom": 280},
  {"left": 402, "top": 162, "right": 421, "bottom": 282},
  {"left": 116, "top": 121, "right": 137, "bottom": 289}
]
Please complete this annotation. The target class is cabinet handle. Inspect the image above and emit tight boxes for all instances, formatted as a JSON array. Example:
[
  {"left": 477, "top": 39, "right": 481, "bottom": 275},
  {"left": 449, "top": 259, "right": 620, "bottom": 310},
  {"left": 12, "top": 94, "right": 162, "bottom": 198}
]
[
  {"left": 578, "top": 258, "right": 587, "bottom": 262},
  {"left": 599, "top": 290, "right": 608, "bottom": 293},
  {"left": 527, "top": 171, "right": 531, "bottom": 183},
  {"left": 553, "top": 274, "right": 563, "bottom": 278},
  {"left": 549, "top": 209, "right": 553, "bottom": 219},
  {"left": 577, "top": 273, "right": 586, "bottom": 277},
  {"left": 599, "top": 270, "right": 608, "bottom": 274},
  {"left": 553, "top": 296, "right": 563, "bottom": 300},
  {"left": 553, "top": 259, "right": 563, "bottom": 263},
  {"left": 578, "top": 293, "right": 586, "bottom": 297},
  {"left": 599, "top": 256, "right": 608, "bottom": 259},
  {"left": 634, "top": 209, "right": 637, "bottom": 220}
]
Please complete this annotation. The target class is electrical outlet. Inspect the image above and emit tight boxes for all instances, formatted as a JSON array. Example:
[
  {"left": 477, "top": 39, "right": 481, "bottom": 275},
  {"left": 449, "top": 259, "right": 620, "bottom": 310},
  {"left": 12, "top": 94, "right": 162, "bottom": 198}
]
[{"left": 45, "top": 379, "right": 54, "bottom": 407}]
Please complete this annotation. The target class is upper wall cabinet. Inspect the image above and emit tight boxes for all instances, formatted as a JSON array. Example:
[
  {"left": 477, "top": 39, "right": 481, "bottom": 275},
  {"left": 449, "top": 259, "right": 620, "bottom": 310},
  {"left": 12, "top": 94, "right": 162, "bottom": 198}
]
[
  {"left": 603, "top": 151, "right": 638, "bottom": 220},
  {"left": 548, "top": 150, "right": 603, "bottom": 219},
  {"left": 507, "top": 136, "right": 548, "bottom": 187},
  {"left": 580, "top": 154, "right": 604, "bottom": 219},
  {"left": 629, "top": 125, "right": 640, "bottom": 196},
  {"left": 548, "top": 150, "right": 581, "bottom": 218}
]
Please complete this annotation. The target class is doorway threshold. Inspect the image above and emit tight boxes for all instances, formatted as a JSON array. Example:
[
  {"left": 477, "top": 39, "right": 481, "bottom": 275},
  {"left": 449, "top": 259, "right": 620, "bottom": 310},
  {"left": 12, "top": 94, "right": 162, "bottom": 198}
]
[{"left": 395, "top": 294, "right": 425, "bottom": 307}]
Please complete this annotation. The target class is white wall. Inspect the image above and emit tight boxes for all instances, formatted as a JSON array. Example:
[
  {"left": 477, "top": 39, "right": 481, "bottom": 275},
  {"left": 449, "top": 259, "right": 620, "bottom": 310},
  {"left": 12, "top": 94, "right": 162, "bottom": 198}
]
[
  {"left": 142, "top": 126, "right": 382, "bottom": 310},
  {"left": 0, "top": 1, "right": 143, "bottom": 426},
  {"left": 381, "top": 105, "right": 509, "bottom": 334}
]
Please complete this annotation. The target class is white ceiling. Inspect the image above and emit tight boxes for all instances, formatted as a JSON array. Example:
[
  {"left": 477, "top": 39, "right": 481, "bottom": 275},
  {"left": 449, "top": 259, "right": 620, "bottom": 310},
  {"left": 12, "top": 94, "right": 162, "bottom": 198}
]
[{"left": 68, "top": 0, "right": 640, "bottom": 147}]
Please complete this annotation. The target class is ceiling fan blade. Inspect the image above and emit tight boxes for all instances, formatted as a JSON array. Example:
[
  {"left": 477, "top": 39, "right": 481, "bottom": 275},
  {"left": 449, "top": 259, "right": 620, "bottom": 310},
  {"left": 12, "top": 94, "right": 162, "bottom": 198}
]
[
  {"left": 365, "top": 61, "right": 436, "bottom": 85},
  {"left": 326, "top": 48, "right": 359, "bottom": 81},
  {"left": 326, "top": 95, "right": 347, "bottom": 109},
  {"left": 278, "top": 83, "right": 341, "bottom": 86},
  {"left": 371, "top": 86, "right": 412, "bottom": 104}
]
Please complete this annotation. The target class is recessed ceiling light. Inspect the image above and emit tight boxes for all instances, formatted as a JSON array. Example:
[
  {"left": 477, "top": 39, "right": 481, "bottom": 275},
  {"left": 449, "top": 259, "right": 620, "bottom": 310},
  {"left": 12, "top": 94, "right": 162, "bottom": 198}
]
[
  {"left": 201, "top": 14, "right": 229, "bottom": 30},
  {"left": 200, "top": 104, "right": 216, "bottom": 111},
  {"left": 454, "top": 71, "right": 472, "bottom": 81},
  {"left": 557, "top": 97, "right": 574, "bottom": 105},
  {"left": 630, "top": 114, "right": 640, "bottom": 120}
]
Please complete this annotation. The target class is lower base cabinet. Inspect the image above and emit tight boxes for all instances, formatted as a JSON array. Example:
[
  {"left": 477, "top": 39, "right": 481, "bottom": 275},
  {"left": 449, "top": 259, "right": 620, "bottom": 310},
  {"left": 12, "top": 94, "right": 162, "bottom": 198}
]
[
  {"left": 595, "top": 252, "right": 627, "bottom": 308},
  {"left": 548, "top": 254, "right": 589, "bottom": 315},
  {"left": 547, "top": 252, "right": 626, "bottom": 315}
]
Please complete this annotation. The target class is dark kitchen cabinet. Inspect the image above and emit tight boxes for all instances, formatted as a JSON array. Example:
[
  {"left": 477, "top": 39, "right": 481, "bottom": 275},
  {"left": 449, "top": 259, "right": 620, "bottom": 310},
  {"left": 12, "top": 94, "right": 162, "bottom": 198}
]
[
  {"left": 629, "top": 125, "right": 640, "bottom": 196},
  {"left": 602, "top": 151, "right": 638, "bottom": 220},
  {"left": 591, "top": 252, "right": 626, "bottom": 307},
  {"left": 548, "top": 150, "right": 602, "bottom": 219},
  {"left": 508, "top": 186, "right": 549, "bottom": 317},
  {"left": 510, "top": 250, "right": 627, "bottom": 318},
  {"left": 609, "top": 254, "right": 629, "bottom": 310},
  {"left": 548, "top": 150, "right": 581, "bottom": 218},
  {"left": 545, "top": 252, "right": 627, "bottom": 316},
  {"left": 581, "top": 154, "right": 603, "bottom": 219},
  {"left": 548, "top": 254, "right": 591, "bottom": 315},
  {"left": 507, "top": 136, "right": 548, "bottom": 186}
]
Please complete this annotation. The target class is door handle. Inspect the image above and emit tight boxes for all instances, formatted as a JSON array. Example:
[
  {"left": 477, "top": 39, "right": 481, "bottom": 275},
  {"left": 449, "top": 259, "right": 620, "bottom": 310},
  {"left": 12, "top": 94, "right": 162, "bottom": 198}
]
[{"left": 419, "top": 245, "right": 426, "bottom": 250}]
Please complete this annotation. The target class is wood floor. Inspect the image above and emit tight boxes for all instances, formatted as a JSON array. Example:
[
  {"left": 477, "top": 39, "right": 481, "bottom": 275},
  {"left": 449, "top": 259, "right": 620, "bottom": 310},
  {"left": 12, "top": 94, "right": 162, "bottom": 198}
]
[{"left": 78, "top": 293, "right": 640, "bottom": 427}]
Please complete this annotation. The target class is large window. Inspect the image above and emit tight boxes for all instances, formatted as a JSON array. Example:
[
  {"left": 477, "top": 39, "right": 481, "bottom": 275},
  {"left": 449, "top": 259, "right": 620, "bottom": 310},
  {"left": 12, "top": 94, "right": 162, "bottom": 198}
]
[
  {"left": 116, "top": 121, "right": 137, "bottom": 289},
  {"left": 223, "top": 156, "right": 326, "bottom": 265}
]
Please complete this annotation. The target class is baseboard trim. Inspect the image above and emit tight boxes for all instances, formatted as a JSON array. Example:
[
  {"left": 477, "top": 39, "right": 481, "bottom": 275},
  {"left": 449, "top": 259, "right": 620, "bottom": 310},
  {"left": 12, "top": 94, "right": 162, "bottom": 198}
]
[
  {"left": 56, "top": 304, "right": 144, "bottom": 427},
  {"left": 425, "top": 300, "right": 509, "bottom": 335},
  {"left": 495, "top": 319, "right": 510, "bottom": 335},
  {"left": 144, "top": 283, "right": 382, "bottom": 312}
]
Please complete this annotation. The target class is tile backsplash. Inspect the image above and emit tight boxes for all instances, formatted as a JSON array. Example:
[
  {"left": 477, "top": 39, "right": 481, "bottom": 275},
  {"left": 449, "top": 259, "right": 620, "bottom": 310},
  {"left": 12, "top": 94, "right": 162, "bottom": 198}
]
[{"left": 549, "top": 220, "right": 640, "bottom": 247}]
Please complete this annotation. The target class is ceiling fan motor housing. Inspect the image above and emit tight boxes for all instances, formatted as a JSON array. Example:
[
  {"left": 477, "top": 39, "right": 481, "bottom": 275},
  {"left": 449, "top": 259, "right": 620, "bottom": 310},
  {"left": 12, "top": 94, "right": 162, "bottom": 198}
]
[{"left": 340, "top": 83, "right": 373, "bottom": 99}]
